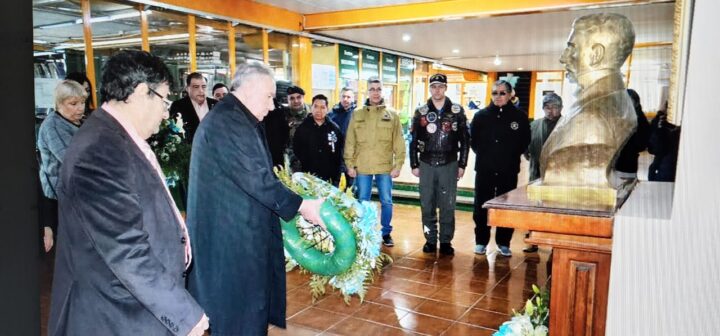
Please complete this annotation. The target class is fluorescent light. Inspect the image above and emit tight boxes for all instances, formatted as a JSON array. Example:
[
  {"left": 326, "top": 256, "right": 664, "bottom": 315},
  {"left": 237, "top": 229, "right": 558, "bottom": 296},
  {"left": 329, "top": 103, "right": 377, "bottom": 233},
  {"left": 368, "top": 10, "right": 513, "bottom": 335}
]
[
  {"left": 493, "top": 55, "right": 502, "bottom": 66},
  {"left": 34, "top": 39, "right": 48, "bottom": 44},
  {"left": 517, "top": 67, "right": 524, "bottom": 70},
  {"left": 402, "top": 34, "right": 411, "bottom": 42},
  {"left": 452, "top": 49, "right": 459, "bottom": 54},
  {"left": 37, "top": 10, "right": 151, "bottom": 29},
  {"left": 54, "top": 33, "right": 189, "bottom": 49},
  {"left": 291, "top": 43, "right": 299, "bottom": 47}
]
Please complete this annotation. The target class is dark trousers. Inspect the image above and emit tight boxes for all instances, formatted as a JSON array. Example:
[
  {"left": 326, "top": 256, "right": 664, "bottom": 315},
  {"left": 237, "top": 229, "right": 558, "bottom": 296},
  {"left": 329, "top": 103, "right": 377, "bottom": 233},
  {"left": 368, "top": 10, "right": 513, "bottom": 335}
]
[
  {"left": 419, "top": 161, "right": 458, "bottom": 244},
  {"left": 473, "top": 171, "right": 518, "bottom": 246}
]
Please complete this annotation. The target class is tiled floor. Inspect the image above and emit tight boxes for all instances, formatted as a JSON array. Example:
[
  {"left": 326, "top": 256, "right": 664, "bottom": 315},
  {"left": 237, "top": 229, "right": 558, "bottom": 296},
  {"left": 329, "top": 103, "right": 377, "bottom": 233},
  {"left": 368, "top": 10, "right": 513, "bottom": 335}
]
[
  {"left": 272, "top": 204, "right": 551, "bottom": 336},
  {"left": 39, "top": 204, "right": 551, "bottom": 336}
]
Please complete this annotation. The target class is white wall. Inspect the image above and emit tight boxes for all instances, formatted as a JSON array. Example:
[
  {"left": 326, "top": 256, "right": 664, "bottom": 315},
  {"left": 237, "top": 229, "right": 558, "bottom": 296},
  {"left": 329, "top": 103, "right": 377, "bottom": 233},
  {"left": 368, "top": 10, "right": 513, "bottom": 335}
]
[{"left": 606, "top": 1, "right": 720, "bottom": 333}]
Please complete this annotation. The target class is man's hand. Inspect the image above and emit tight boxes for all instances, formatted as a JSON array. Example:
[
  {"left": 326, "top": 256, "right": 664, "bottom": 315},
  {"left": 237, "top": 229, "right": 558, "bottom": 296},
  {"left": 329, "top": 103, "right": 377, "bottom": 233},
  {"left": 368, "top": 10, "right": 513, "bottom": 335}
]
[
  {"left": 411, "top": 168, "right": 420, "bottom": 177},
  {"left": 188, "top": 314, "right": 209, "bottom": 336},
  {"left": 347, "top": 168, "right": 357, "bottom": 178},
  {"left": 299, "top": 198, "right": 327, "bottom": 229},
  {"left": 457, "top": 168, "right": 465, "bottom": 179},
  {"left": 43, "top": 226, "right": 54, "bottom": 253},
  {"left": 390, "top": 169, "right": 401, "bottom": 178}
]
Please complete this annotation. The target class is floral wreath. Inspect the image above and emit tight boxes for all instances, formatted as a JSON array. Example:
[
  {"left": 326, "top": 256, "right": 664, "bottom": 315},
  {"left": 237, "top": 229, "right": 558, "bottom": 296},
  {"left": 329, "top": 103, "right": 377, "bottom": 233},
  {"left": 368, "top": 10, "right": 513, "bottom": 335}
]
[{"left": 274, "top": 167, "right": 392, "bottom": 303}]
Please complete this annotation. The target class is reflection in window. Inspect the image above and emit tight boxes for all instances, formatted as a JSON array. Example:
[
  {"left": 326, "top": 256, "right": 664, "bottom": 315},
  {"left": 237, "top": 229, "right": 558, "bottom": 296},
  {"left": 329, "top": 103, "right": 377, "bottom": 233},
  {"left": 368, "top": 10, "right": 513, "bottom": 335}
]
[
  {"left": 146, "top": 7, "right": 188, "bottom": 99},
  {"left": 194, "top": 17, "right": 230, "bottom": 95}
]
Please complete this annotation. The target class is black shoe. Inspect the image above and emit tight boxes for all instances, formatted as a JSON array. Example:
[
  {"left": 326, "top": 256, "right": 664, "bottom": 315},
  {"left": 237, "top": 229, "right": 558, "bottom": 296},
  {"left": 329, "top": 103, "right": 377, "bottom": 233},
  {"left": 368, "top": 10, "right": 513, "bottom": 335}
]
[
  {"left": 439, "top": 243, "right": 454, "bottom": 255},
  {"left": 422, "top": 242, "right": 437, "bottom": 253},
  {"left": 523, "top": 245, "right": 539, "bottom": 253},
  {"left": 382, "top": 235, "right": 394, "bottom": 247}
]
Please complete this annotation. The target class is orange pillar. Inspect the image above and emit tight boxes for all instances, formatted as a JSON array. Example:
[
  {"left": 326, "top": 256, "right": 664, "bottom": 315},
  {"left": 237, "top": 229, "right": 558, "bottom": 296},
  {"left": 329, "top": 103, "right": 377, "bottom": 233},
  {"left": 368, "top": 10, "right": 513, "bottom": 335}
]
[{"left": 80, "top": 0, "right": 97, "bottom": 108}]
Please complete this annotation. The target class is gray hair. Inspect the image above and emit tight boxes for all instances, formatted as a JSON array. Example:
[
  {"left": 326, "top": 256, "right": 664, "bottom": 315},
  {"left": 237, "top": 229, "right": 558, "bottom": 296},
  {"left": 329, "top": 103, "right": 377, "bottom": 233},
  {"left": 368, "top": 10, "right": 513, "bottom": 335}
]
[
  {"left": 542, "top": 92, "right": 563, "bottom": 107},
  {"left": 231, "top": 62, "right": 275, "bottom": 91},
  {"left": 573, "top": 13, "right": 635, "bottom": 69},
  {"left": 340, "top": 86, "right": 354, "bottom": 95},
  {"left": 54, "top": 80, "right": 88, "bottom": 109},
  {"left": 493, "top": 80, "right": 513, "bottom": 93},
  {"left": 367, "top": 76, "right": 382, "bottom": 86}
]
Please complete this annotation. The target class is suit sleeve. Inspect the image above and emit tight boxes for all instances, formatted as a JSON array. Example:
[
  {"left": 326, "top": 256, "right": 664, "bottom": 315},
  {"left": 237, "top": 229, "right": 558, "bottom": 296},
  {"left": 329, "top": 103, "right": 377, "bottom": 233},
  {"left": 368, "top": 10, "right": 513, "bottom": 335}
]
[
  {"left": 409, "top": 111, "right": 420, "bottom": 169},
  {"left": 214, "top": 123, "right": 302, "bottom": 221},
  {"left": 457, "top": 110, "right": 470, "bottom": 169},
  {"left": 392, "top": 112, "right": 406, "bottom": 171},
  {"left": 70, "top": 154, "right": 203, "bottom": 336}
]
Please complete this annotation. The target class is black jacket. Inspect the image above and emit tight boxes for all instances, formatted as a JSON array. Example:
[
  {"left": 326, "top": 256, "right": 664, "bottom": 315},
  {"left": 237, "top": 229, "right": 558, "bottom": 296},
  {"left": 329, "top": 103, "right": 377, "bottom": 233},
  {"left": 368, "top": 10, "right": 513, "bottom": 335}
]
[
  {"left": 615, "top": 105, "right": 651, "bottom": 173},
  {"left": 648, "top": 116, "right": 681, "bottom": 182},
  {"left": 470, "top": 102, "right": 531, "bottom": 174},
  {"left": 263, "top": 102, "right": 289, "bottom": 167},
  {"left": 293, "top": 116, "right": 344, "bottom": 184},
  {"left": 410, "top": 98, "right": 470, "bottom": 169},
  {"left": 169, "top": 96, "right": 218, "bottom": 144}
]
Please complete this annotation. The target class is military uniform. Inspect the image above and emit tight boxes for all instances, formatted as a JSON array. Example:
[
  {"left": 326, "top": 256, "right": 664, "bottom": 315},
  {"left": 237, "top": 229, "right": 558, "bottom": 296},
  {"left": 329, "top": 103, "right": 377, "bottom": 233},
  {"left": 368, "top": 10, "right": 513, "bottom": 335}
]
[{"left": 409, "top": 97, "right": 469, "bottom": 247}]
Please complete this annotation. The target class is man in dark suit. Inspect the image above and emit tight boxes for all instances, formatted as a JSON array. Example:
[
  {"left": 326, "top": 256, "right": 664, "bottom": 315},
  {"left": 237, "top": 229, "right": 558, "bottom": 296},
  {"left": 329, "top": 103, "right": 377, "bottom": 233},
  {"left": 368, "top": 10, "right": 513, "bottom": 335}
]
[
  {"left": 186, "top": 62, "right": 325, "bottom": 335},
  {"left": 49, "top": 50, "right": 208, "bottom": 336},
  {"left": 169, "top": 72, "right": 218, "bottom": 143}
]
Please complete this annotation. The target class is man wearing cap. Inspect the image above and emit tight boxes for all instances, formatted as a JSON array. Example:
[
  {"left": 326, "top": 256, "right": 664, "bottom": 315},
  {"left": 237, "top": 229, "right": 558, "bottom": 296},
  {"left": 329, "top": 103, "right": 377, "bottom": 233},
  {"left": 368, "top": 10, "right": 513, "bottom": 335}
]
[
  {"left": 345, "top": 77, "right": 405, "bottom": 247},
  {"left": 409, "top": 73, "right": 470, "bottom": 256},
  {"left": 522, "top": 92, "right": 563, "bottom": 253},
  {"left": 470, "top": 80, "right": 530, "bottom": 257}
]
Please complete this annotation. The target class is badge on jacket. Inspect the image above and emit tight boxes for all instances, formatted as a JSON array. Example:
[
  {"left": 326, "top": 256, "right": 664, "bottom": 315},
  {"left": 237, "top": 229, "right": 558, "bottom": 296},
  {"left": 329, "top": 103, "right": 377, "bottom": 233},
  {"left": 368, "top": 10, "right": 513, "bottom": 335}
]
[
  {"left": 418, "top": 140, "right": 426, "bottom": 152},
  {"left": 426, "top": 112, "right": 438, "bottom": 123},
  {"left": 419, "top": 105, "right": 429, "bottom": 115},
  {"left": 382, "top": 112, "right": 392, "bottom": 121},
  {"left": 442, "top": 121, "right": 452, "bottom": 133},
  {"left": 510, "top": 121, "right": 519, "bottom": 130},
  {"left": 420, "top": 116, "right": 428, "bottom": 127},
  {"left": 452, "top": 122, "right": 458, "bottom": 131},
  {"left": 427, "top": 123, "right": 437, "bottom": 134},
  {"left": 451, "top": 104, "right": 461, "bottom": 114},
  {"left": 328, "top": 131, "right": 338, "bottom": 152}
]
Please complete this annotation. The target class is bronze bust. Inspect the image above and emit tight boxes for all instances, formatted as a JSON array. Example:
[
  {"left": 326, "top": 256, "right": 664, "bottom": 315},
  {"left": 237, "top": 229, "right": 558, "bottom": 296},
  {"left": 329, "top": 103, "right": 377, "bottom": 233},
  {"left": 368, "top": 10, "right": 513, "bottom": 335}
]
[{"left": 529, "top": 13, "right": 638, "bottom": 207}]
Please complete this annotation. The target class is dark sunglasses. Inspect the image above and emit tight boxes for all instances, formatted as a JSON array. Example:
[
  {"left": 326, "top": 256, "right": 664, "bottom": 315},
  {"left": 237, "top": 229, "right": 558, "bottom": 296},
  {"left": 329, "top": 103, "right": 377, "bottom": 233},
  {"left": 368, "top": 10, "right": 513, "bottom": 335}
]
[{"left": 491, "top": 91, "right": 508, "bottom": 96}]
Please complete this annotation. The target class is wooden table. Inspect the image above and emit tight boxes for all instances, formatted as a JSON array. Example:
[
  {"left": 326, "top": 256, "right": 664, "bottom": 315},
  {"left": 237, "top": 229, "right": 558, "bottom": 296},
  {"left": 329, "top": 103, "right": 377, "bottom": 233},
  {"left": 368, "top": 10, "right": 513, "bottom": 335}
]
[{"left": 484, "top": 185, "right": 629, "bottom": 336}]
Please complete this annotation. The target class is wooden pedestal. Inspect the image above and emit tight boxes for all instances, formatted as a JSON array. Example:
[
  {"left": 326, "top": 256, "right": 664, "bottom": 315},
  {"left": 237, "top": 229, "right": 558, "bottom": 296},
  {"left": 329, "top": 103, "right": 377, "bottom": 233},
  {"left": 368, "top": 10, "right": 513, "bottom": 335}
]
[{"left": 485, "top": 186, "right": 623, "bottom": 336}]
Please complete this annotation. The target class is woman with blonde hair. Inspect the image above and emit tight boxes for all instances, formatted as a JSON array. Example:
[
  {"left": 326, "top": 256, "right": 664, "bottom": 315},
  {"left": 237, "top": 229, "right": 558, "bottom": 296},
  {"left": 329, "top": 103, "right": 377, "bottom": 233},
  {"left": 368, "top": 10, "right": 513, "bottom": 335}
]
[{"left": 37, "top": 80, "right": 87, "bottom": 252}]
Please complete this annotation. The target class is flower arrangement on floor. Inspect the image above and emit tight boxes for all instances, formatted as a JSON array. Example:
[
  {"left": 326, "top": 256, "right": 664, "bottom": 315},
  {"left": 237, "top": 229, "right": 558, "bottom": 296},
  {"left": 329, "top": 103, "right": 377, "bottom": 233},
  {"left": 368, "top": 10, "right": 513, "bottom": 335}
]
[
  {"left": 148, "top": 113, "right": 191, "bottom": 188},
  {"left": 494, "top": 284, "right": 550, "bottom": 336},
  {"left": 274, "top": 166, "right": 392, "bottom": 303}
]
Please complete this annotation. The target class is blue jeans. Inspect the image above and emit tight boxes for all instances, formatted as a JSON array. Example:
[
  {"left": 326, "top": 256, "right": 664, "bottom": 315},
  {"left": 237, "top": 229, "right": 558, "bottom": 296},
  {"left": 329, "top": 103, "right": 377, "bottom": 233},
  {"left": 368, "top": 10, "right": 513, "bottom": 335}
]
[{"left": 355, "top": 174, "right": 393, "bottom": 236}]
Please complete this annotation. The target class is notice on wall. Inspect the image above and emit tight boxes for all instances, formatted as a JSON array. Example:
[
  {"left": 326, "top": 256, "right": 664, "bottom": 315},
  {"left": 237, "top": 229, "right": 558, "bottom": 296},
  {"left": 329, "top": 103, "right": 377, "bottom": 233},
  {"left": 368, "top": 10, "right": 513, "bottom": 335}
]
[
  {"left": 382, "top": 53, "right": 398, "bottom": 84},
  {"left": 312, "top": 64, "right": 337, "bottom": 90},
  {"left": 399, "top": 57, "right": 414, "bottom": 83},
  {"left": 361, "top": 50, "right": 380, "bottom": 80},
  {"left": 338, "top": 44, "right": 359, "bottom": 80},
  {"left": 34, "top": 78, "right": 62, "bottom": 109}
]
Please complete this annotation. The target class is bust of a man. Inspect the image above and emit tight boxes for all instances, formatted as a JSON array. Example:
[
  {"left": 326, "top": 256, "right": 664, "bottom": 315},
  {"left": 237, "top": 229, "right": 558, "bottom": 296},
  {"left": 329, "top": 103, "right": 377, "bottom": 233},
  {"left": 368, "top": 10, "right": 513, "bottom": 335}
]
[{"left": 530, "top": 13, "right": 638, "bottom": 207}]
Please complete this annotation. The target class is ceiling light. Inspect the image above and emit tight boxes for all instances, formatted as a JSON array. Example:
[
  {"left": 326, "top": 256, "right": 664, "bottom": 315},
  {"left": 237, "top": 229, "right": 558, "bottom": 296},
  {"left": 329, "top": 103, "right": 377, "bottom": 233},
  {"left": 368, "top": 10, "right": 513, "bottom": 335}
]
[
  {"left": 493, "top": 55, "right": 502, "bottom": 66},
  {"left": 452, "top": 49, "right": 459, "bottom": 54},
  {"left": 291, "top": 43, "right": 299, "bottom": 47},
  {"left": 517, "top": 67, "right": 524, "bottom": 70},
  {"left": 402, "top": 34, "right": 411, "bottom": 42}
]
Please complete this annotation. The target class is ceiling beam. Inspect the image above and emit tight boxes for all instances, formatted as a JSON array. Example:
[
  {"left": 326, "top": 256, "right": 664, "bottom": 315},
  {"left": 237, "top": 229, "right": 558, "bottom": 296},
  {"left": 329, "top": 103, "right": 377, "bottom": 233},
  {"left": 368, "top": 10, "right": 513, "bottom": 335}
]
[
  {"left": 304, "top": 0, "right": 671, "bottom": 30},
  {"left": 129, "top": 0, "right": 303, "bottom": 32}
]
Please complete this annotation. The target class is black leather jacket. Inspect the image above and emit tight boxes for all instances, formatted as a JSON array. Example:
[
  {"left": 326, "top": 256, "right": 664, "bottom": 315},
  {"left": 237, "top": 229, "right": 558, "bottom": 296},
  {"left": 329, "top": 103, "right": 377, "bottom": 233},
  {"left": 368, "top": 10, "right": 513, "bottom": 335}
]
[{"left": 409, "top": 98, "right": 470, "bottom": 169}]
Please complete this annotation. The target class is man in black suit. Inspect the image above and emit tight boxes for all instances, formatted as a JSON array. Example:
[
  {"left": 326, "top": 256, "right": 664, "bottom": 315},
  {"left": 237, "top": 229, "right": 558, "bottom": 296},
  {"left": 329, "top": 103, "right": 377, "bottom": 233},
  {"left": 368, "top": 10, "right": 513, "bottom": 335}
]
[
  {"left": 169, "top": 72, "right": 218, "bottom": 143},
  {"left": 49, "top": 50, "right": 208, "bottom": 335}
]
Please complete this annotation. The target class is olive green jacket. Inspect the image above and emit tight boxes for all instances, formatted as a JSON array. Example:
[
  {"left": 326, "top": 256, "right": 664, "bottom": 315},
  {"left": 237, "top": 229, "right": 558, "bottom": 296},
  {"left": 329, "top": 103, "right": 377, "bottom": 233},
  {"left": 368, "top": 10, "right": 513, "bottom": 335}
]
[{"left": 344, "top": 104, "right": 406, "bottom": 174}]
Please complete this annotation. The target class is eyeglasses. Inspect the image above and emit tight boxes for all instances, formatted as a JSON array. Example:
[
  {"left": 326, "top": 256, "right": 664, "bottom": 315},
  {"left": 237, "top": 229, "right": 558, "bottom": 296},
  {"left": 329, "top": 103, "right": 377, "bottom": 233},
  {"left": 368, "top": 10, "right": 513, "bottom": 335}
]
[
  {"left": 148, "top": 87, "right": 172, "bottom": 111},
  {"left": 491, "top": 91, "right": 508, "bottom": 96}
]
